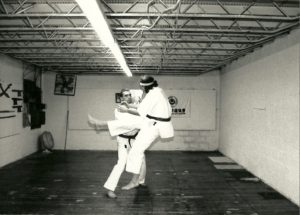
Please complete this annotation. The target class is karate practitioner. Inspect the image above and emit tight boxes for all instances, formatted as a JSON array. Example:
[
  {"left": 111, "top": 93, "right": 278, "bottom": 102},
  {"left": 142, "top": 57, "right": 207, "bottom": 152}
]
[
  {"left": 89, "top": 89, "right": 146, "bottom": 199},
  {"left": 88, "top": 76, "right": 174, "bottom": 190},
  {"left": 118, "top": 76, "right": 174, "bottom": 190}
]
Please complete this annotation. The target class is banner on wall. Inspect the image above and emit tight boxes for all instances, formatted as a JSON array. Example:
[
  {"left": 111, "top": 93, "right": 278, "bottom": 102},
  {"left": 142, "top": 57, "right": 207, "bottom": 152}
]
[
  {"left": 167, "top": 90, "right": 191, "bottom": 118},
  {"left": 0, "top": 81, "right": 23, "bottom": 138},
  {"left": 0, "top": 81, "right": 23, "bottom": 116}
]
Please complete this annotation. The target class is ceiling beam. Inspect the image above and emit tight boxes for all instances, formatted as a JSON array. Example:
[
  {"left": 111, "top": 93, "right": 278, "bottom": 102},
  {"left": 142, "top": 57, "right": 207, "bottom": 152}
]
[
  {"left": 0, "top": 27, "right": 95, "bottom": 32},
  {"left": 26, "top": 61, "right": 217, "bottom": 65},
  {"left": 0, "top": 13, "right": 298, "bottom": 22},
  {"left": 42, "top": 65, "right": 212, "bottom": 69},
  {"left": 0, "top": 27, "right": 284, "bottom": 35},
  {"left": 0, "top": 37, "right": 257, "bottom": 44},
  {"left": 25, "top": 59, "right": 222, "bottom": 63},
  {"left": 0, "top": 45, "right": 242, "bottom": 51},
  {"left": 107, "top": 13, "right": 299, "bottom": 22},
  {"left": 16, "top": 55, "right": 225, "bottom": 60},
  {"left": 4, "top": 52, "right": 232, "bottom": 57}
]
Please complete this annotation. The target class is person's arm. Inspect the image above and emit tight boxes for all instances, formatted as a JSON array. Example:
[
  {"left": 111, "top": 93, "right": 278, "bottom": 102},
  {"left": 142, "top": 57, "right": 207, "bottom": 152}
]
[
  {"left": 127, "top": 103, "right": 139, "bottom": 109},
  {"left": 127, "top": 107, "right": 139, "bottom": 116},
  {"left": 118, "top": 105, "right": 140, "bottom": 116},
  {"left": 121, "top": 101, "right": 139, "bottom": 109}
]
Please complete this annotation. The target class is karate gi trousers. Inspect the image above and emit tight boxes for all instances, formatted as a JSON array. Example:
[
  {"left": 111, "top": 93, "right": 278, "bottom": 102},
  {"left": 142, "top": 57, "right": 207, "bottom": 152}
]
[
  {"left": 125, "top": 118, "right": 174, "bottom": 174},
  {"left": 103, "top": 136, "right": 146, "bottom": 191},
  {"left": 107, "top": 115, "right": 173, "bottom": 175}
]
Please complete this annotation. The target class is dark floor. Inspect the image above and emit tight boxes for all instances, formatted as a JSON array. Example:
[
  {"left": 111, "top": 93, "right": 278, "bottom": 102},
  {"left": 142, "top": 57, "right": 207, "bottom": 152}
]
[{"left": 0, "top": 151, "right": 298, "bottom": 215}]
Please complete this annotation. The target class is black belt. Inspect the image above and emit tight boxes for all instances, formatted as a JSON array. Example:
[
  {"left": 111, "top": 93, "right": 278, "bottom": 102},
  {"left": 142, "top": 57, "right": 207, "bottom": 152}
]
[
  {"left": 119, "top": 132, "right": 139, "bottom": 148},
  {"left": 146, "top": 114, "right": 171, "bottom": 122}
]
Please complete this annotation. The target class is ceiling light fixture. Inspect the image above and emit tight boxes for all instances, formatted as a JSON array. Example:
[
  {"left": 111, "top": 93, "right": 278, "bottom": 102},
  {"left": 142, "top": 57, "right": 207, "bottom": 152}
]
[{"left": 75, "top": 0, "right": 132, "bottom": 77}]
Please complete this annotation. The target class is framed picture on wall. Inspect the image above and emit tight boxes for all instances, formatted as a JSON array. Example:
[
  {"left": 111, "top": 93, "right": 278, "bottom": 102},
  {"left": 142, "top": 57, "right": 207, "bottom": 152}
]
[
  {"left": 115, "top": 92, "right": 122, "bottom": 103},
  {"left": 54, "top": 74, "right": 77, "bottom": 96}
]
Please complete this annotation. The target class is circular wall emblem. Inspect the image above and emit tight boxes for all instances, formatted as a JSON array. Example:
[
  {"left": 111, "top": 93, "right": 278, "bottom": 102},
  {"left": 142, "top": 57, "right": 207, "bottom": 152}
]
[{"left": 168, "top": 96, "right": 178, "bottom": 107}]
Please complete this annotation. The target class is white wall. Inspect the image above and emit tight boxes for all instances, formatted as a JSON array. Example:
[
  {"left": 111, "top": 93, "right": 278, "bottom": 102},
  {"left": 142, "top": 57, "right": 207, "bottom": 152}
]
[
  {"left": 219, "top": 29, "right": 299, "bottom": 205},
  {"left": 0, "top": 54, "right": 41, "bottom": 168},
  {"left": 43, "top": 72, "right": 220, "bottom": 151}
]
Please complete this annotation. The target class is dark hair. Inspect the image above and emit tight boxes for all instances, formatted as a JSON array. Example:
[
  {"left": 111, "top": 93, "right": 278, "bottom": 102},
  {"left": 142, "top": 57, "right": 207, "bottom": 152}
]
[
  {"left": 120, "top": 88, "right": 130, "bottom": 97},
  {"left": 140, "top": 75, "right": 158, "bottom": 93},
  {"left": 144, "top": 80, "right": 158, "bottom": 93}
]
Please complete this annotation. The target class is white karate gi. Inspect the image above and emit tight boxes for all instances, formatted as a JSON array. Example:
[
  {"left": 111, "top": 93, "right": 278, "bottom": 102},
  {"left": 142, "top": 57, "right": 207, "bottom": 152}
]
[
  {"left": 125, "top": 87, "right": 174, "bottom": 174},
  {"left": 104, "top": 109, "right": 146, "bottom": 191},
  {"left": 107, "top": 113, "right": 144, "bottom": 137}
]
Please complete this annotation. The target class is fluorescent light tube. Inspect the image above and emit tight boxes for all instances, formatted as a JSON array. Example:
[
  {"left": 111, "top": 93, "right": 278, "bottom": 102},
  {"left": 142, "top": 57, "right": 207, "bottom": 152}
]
[{"left": 76, "top": 0, "right": 132, "bottom": 77}]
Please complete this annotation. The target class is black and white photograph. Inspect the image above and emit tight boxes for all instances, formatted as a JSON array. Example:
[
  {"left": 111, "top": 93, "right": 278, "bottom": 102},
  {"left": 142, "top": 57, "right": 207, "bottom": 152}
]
[
  {"left": 0, "top": 0, "right": 299, "bottom": 214},
  {"left": 54, "top": 74, "right": 77, "bottom": 96},
  {"left": 115, "top": 92, "right": 122, "bottom": 103}
]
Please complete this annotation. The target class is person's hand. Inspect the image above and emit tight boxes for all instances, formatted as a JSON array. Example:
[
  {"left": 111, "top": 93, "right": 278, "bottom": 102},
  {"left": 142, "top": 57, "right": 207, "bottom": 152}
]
[
  {"left": 120, "top": 101, "right": 129, "bottom": 108},
  {"left": 118, "top": 105, "right": 128, "bottom": 113}
]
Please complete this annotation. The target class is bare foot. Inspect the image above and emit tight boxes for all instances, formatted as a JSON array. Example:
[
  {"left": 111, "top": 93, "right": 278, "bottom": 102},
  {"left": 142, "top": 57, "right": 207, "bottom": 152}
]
[
  {"left": 87, "top": 114, "right": 108, "bottom": 129},
  {"left": 87, "top": 114, "right": 97, "bottom": 127},
  {"left": 106, "top": 190, "right": 117, "bottom": 199},
  {"left": 121, "top": 182, "right": 139, "bottom": 190}
]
